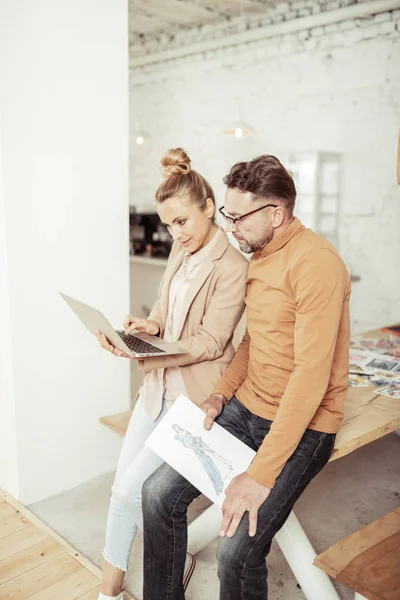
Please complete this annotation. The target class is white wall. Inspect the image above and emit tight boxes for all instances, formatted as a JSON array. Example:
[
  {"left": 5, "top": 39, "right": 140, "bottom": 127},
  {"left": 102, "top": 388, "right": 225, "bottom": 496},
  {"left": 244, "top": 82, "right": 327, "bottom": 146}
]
[
  {"left": 0, "top": 0, "right": 130, "bottom": 504},
  {"left": 0, "top": 115, "right": 19, "bottom": 495},
  {"left": 130, "top": 7, "right": 400, "bottom": 333}
]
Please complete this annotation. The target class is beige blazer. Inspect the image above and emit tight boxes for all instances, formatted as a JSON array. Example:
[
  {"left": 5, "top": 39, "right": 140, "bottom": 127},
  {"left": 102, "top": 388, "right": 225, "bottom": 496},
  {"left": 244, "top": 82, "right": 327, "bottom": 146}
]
[{"left": 139, "top": 230, "right": 248, "bottom": 409}]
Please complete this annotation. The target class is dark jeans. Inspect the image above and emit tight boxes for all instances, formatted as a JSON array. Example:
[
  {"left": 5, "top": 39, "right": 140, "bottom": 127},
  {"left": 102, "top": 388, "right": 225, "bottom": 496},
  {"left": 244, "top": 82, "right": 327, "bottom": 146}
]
[{"left": 142, "top": 396, "right": 336, "bottom": 600}]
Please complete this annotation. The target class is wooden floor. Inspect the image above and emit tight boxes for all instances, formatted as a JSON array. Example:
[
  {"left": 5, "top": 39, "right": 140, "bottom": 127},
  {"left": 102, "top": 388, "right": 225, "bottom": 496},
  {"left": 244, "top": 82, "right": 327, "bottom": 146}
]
[{"left": 0, "top": 490, "right": 132, "bottom": 600}]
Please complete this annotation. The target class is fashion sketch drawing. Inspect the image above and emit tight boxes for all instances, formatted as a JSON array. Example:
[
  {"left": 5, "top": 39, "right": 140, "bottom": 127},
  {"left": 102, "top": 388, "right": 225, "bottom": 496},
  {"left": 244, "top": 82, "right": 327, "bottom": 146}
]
[{"left": 172, "top": 424, "right": 233, "bottom": 495}]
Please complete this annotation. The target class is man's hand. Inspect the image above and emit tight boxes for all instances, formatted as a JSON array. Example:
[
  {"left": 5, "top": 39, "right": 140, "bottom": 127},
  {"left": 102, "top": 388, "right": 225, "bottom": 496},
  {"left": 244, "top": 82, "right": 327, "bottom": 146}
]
[
  {"left": 199, "top": 394, "right": 227, "bottom": 430},
  {"left": 220, "top": 472, "right": 271, "bottom": 538}
]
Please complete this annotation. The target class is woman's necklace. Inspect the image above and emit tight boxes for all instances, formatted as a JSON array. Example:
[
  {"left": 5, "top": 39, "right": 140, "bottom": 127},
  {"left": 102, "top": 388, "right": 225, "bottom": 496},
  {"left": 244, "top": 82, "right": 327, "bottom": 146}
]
[{"left": 183, "top": 254, "right": 195, "bottom": 283}]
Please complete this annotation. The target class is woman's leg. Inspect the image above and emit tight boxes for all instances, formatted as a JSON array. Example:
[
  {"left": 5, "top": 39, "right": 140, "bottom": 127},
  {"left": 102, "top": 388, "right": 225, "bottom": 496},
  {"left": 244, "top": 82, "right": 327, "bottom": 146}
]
[
  {"left": 102, "top": 444, "right": 165, "bottom": 595},
  {"left": 101, "top": 396, "right": 167, "bottom": 596},
  {"left": 101, "top": 494, "right": 136, "bottom": 596}
]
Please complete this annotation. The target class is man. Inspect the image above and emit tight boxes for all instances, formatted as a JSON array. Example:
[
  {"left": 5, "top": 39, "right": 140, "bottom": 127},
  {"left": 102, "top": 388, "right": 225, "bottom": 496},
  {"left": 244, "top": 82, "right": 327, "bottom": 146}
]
[{"left": 142, "top": 155, "right": 351, "bottom": 599}]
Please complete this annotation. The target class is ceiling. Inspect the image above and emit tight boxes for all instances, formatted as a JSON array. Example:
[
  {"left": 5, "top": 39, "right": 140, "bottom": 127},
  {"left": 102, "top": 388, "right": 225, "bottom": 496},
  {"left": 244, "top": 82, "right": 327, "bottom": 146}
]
[{"left": 129, "top": 0, "right": 282, "bottom": 45}]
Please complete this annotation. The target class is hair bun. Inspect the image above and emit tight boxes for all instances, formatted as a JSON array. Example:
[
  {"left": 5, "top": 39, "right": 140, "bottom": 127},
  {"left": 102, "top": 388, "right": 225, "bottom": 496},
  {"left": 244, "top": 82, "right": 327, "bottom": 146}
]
[{"left": 160, "top": 148, "right": 191, "bottom": 179}]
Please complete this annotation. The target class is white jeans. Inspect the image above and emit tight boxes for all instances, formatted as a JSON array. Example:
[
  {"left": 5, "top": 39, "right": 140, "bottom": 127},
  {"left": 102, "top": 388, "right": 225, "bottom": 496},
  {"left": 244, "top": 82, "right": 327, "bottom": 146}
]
[
  {"left": 103, "top": 394, "right": 222, "bottom": 572},
  {"left": 103, "top": 395, "right": 168, "bottom": 571}
]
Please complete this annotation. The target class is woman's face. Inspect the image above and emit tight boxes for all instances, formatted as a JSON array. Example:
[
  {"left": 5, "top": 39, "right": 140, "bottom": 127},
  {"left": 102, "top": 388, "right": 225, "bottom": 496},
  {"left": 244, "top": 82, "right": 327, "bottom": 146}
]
[{"left": 158, "top": 195, "right": 215, "bottom": 254}]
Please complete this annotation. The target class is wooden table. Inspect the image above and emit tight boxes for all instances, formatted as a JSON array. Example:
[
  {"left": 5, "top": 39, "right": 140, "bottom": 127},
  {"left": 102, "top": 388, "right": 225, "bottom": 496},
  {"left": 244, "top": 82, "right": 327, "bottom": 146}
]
[
  {"left": 101, "top": 386, "right": 400, "bottom": 465},
  {"left": 331, "top": 326, "right": 400, "bottom": 461},
  {"left": 100, "top": 326, "right": 400, "bottom": 464}
]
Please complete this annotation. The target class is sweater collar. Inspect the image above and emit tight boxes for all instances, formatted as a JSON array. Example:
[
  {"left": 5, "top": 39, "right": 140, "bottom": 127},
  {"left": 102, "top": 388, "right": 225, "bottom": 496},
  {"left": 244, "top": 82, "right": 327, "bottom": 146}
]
[{"left": 255, "top": 217, "right": 304, "bottom": 258}]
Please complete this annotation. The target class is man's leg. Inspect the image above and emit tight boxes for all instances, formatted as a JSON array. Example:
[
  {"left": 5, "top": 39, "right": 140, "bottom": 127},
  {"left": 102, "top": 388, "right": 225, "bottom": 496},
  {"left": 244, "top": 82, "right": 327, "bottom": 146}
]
[
  {"left": 217, "top": 428, "right": 336, "bottom": 600},
  {"left": 142, "top": 397, "right": 257, "bottom": 600},
  {"left": 142, "top": 463, "right": 201, "bottom": 600}
]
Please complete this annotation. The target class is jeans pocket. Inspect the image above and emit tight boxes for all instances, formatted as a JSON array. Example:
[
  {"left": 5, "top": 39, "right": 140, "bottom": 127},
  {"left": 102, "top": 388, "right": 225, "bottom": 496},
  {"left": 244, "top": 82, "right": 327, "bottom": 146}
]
[
  {"left": 294, "top": 429, "right": 328, "bottom": 460},
  {"left": 216, "top": 397, "right": 258, "bottom": 451},
  {"left": 301, "top": 428, "right": 327, "bottom": 444}
]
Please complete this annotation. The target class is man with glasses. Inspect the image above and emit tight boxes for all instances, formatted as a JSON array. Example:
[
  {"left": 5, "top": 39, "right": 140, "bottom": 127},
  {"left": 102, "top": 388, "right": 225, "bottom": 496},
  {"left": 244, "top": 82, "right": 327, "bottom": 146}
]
[{"left": 142, "top": 155, "right": 351, "bottom": 600}]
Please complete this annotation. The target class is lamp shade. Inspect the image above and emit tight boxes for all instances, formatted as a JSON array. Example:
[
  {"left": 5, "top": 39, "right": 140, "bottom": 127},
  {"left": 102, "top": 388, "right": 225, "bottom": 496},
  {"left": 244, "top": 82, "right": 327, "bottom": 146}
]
[
  {"left": 222, "top": 121, "right": 257, "bottom": 138},
  {"left": 132, "top": 129, "right": 152, "bottom": 145}
]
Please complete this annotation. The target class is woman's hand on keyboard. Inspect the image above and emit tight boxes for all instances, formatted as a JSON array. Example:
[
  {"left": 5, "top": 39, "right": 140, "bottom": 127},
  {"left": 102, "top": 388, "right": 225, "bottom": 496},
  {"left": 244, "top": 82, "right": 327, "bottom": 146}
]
[
  {"left": 123, "top": 315, "right": 159, "bottom": 336},
  {"left": 95, "top": 331, "right": 132, "bottom": 359}
]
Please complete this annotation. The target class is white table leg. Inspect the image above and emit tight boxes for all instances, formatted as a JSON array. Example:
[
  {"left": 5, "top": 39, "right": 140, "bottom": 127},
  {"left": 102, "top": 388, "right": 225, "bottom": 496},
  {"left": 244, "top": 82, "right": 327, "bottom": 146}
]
[
  {"left": 275, "top": 511, "right": 341, "bottom": 600},
  {"left": 187, "top": 503, "right": 221, "bottom": 555}
]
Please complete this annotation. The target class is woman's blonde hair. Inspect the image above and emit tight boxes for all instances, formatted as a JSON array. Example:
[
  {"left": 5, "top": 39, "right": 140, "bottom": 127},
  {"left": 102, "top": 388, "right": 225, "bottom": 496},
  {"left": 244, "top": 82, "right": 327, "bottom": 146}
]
[{"left": 156, "top": 148, "right": 216, "bottom": 219}]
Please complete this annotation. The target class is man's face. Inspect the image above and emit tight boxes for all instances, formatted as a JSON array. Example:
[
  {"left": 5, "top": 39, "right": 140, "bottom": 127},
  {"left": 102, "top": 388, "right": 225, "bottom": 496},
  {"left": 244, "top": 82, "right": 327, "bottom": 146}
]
[{"left": 223, "top": 188, "right": 275, "bottom": 254}]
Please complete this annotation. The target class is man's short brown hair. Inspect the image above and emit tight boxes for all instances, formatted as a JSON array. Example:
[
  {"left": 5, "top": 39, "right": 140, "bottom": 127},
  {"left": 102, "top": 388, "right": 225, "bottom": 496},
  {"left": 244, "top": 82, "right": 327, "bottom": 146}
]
[{"left": 223, "top": 155, "right": 296, "bottom": 213}]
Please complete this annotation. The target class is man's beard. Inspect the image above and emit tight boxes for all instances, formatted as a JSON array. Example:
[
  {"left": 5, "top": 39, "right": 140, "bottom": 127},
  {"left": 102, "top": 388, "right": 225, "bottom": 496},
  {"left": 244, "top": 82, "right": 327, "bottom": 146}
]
[{"left": 237, "top": 230, "right": 274, "bottom": 254}]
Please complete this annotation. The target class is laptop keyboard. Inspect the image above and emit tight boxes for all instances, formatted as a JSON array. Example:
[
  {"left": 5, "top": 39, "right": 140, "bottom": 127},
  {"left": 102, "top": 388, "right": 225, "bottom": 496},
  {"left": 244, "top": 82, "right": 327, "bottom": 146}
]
[{"left": 117, "top": 331, "right": 166, "bottom": 355}]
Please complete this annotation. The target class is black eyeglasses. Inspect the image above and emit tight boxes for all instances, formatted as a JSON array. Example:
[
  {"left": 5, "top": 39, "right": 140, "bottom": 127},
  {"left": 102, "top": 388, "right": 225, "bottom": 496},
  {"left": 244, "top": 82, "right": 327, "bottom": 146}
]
[{"left": 218, "top": 203, "right": 278, "bottom": 226}]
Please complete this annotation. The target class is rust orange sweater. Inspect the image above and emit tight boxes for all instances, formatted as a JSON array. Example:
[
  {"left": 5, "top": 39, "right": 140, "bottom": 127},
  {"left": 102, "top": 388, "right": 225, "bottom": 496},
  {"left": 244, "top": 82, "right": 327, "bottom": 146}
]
[{"left": 214, "top": 218, "right": 351, "bottom": 488}]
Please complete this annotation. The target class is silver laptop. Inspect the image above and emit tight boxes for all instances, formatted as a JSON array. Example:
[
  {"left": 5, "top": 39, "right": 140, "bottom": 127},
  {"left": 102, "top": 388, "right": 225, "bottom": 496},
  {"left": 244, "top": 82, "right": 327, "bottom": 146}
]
[{"left": 60, "top": 292, "right": 185, "bottom": 358}]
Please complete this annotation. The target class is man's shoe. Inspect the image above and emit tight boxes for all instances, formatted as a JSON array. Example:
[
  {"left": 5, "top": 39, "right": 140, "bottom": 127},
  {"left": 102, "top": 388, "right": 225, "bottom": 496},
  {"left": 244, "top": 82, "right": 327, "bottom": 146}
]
[{"left": 183, "top": 552, "right": 196, "bottom": 591}]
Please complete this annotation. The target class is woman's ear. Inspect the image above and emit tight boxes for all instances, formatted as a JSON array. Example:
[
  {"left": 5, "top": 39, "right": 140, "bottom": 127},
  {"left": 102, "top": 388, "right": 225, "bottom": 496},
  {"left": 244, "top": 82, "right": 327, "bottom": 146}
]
[{"left": 205, "top": 197, "right": 215, "bottom": 219}]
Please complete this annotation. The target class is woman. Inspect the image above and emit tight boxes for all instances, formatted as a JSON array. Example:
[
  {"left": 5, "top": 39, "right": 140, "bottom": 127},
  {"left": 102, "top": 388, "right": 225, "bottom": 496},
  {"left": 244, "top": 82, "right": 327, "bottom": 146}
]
[{"left": 96, "top": 148, "right": 248, "bottom": 600}]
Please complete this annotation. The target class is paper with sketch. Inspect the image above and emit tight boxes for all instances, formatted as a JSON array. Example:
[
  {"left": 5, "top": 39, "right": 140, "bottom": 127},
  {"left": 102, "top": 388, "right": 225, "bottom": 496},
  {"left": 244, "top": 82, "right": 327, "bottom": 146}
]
[{"left": 145, "top": 395, "right": 256, "bottom": 507}]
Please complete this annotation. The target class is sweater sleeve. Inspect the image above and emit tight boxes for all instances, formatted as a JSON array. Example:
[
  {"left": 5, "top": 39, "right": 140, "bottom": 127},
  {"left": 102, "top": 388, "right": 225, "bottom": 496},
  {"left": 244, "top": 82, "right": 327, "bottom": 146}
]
[
  {"left": 247, "top": 249, "right": 350, "bottom": 489},
  {"left": 213, "top": 330, "right": 250, "bottom": 400}
]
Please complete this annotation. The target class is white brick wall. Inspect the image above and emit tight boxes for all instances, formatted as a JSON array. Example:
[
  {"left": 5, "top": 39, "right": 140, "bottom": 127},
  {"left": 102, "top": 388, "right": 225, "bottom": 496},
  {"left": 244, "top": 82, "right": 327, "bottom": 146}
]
[
  {"left": 130, "top": 10, "right": 400, "bottom": 332},
  {"left": 130, "top": 0, "right": 392, "bottom": 54}
]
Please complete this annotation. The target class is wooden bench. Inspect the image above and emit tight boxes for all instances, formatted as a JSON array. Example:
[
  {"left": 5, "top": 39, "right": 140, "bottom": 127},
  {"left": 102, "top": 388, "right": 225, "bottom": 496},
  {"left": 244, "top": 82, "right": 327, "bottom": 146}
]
[
  {"left": 314, "top": 508, "right": 400, "bottom": 600},
  {"left": 100, "top": 410, "right": 132, "bottom": 437}
]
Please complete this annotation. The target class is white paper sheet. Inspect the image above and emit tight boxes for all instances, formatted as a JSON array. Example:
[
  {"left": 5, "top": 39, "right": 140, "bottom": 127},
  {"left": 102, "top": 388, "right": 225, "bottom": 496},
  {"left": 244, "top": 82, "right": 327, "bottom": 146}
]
[{"left": 145, "top": 395, "right": 256, "bottom": 507}]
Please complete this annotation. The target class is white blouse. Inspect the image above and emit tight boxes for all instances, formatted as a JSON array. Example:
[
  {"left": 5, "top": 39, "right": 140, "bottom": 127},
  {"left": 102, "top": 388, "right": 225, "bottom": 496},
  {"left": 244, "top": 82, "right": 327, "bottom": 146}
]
[
  {"left": 139, "top": 226, "right": 222, "bottom": 420},
  {"left": 163, "top": 227, "right": 221, "bottom": 405}
]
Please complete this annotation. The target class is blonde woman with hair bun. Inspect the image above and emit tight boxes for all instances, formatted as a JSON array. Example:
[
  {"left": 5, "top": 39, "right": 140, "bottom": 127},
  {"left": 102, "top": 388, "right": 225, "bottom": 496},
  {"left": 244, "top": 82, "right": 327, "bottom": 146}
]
[{"left": 95, "top": 148, "right": 248, "bottom": 599}]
